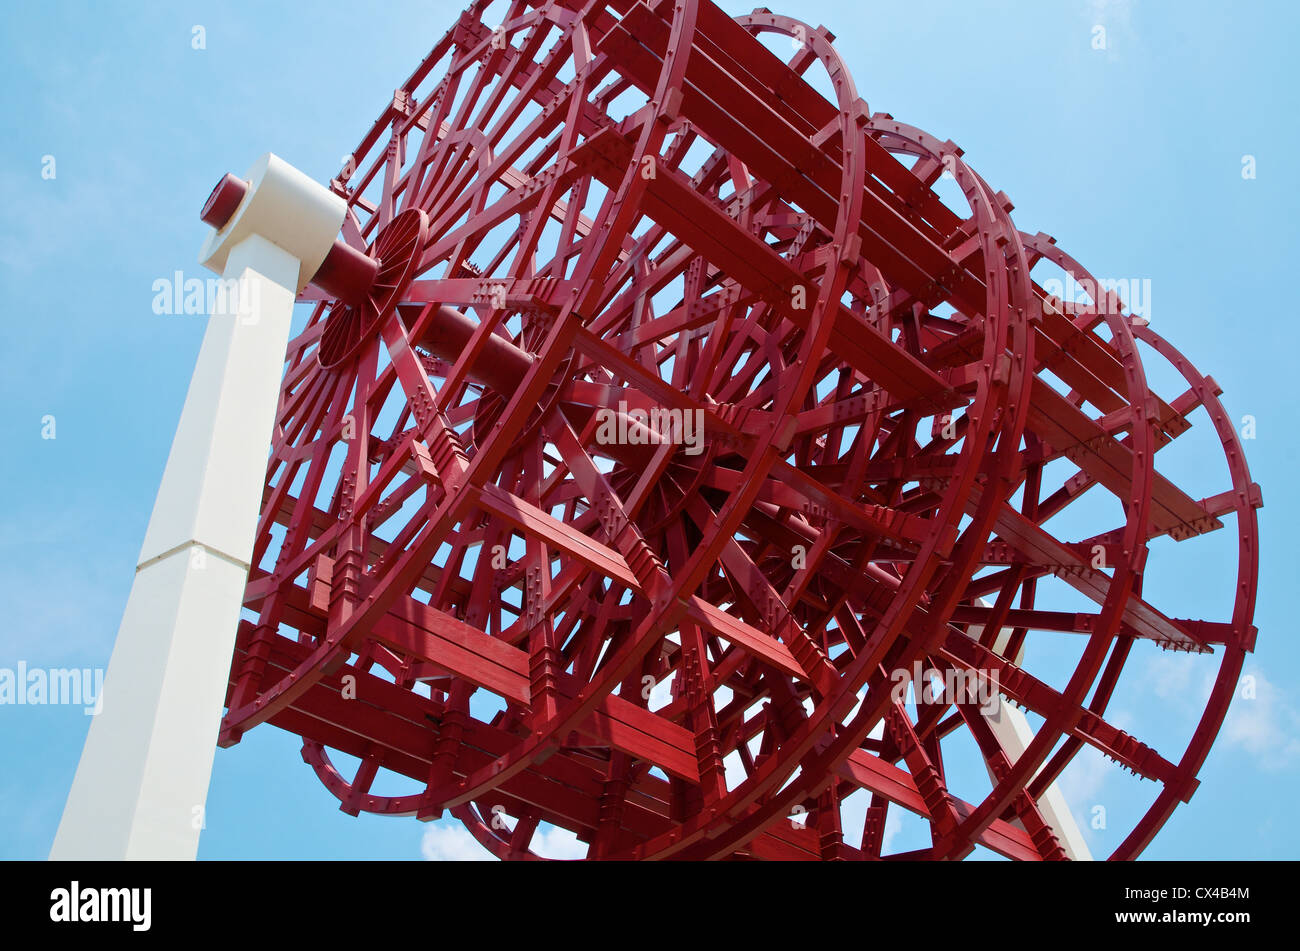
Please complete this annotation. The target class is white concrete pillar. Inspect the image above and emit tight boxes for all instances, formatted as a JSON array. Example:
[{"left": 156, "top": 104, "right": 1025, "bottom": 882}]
[
  {"left": 51, "top": 155, "right": 347, "bottom": 860},
  {"left": 969, "top": 603, "right": 1092, "bottom": 860},
  {"left": 982, "top": 695, "right": 1093, "bottom": 861}
]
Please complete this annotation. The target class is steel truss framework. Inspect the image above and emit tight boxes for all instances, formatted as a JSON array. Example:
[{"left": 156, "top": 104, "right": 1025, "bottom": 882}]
[{"left": 217, "top": 0, "right": 1261, "bottom": 859}]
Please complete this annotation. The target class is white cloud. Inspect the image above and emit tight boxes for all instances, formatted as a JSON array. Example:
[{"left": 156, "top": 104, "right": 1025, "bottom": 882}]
[
  {"left": 420, "top": 821, "right": 494, "bottom": 861},
  {"left": 419, "top": 817, "right": 589, "bottom": 860},
  {"left": 1058, "top": 744, "right": 1117, "bottom": 812},
  {"left": 1055, "top": 743, "right": 1122, "bottom": 854},
  {"left": 531, "top": 824, "right": 589, "bottom": 860},
  {"left": 1142, "top": 653, "right": 1300, "bottom": 772},
  {"left": 1146, "top": 650, "right": 1213, "bottom": 705},
  {"left": 1222, "top": 669, "right": 1300, "bottom": 770}
]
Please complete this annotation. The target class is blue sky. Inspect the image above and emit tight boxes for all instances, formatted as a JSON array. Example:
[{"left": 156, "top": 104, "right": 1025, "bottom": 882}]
[{"left": 1, "top": 0, "right": 1296, "bottom": 860}]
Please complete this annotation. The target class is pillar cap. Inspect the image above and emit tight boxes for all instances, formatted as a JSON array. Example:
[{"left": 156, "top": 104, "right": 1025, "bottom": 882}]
[{"left": 198, "top": 153, "right": 348, "bottom": 293}]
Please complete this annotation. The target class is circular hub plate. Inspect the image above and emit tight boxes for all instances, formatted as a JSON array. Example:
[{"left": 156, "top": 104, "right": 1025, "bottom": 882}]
[{"left": 318, "top": 209, "right": 429, "bottom": 370}]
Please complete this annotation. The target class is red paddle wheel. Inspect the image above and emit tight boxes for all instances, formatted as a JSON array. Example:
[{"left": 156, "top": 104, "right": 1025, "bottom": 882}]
[{"left": 217, "top": 0, "right": 1261, "bottom": 859}]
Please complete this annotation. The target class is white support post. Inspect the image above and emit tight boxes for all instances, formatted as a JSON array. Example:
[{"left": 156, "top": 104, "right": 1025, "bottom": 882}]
[
  {"left": 51, "top": 155, "right": 346, "bottom": 860},
  {"left": 969, "top": 604, "right": 1092, "bottom": 861},
  {"left": 982, "top": 697, "right": 1093, "bottom": 861}
]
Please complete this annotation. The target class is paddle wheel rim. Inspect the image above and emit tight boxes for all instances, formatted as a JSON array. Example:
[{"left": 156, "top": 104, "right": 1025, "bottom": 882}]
[{"left": 219, "top": 0, "right": 1262, "bottom": 861}]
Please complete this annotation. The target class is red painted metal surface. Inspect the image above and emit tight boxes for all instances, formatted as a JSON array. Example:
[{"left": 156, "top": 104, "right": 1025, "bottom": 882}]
[{"left": 218, "top": 0, "right": 1261, "bottom": 859}]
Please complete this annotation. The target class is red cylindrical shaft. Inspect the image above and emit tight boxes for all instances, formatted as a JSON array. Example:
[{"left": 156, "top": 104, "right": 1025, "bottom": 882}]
[
  {"left": 312, "top": 240, "right": 381, "bottom": 305},
  {"left": 418, "top": 304, "right": 534, "bottom": 396}
]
